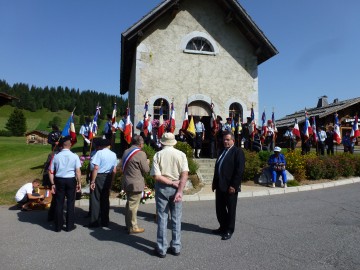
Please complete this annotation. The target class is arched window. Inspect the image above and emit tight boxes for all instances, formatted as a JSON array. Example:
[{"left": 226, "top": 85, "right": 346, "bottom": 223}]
[
  {"left": 186, "top": 37, "right": 214, "bottom": 53},
  {"left": 228, "top": 103, "right": 243, "bottom": 122},
  {"left": 153, "top": 98, "right": 169, "bottom": 121},
  {"left": 181, "top": 31, "right": 219, "bottom": 56}
]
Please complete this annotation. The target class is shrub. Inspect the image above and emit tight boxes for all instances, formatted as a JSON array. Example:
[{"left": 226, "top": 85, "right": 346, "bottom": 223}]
[
  {"left": 284, "top": 149, "right": 306, "bottom": 181},
  {"left": 354, "top": 156, "right": 360, "bottom": 176},
  {"left": 338, "top": 154, "right": 356, "bottom": 177},
  {"left": 305, "top": 156, "right": 325, "bottom": 180},
  {"left": 0, "top": 130, "right": 12, "bottom": 136},
  {"left": 322, "top": 156, "right": 341, "bottom": 179},
  {"left": 175, "top": 141, "right": 194, "bottom": 158},
  {"left": 257, "top": 150, "right": 271, "bottom": 168},
  {"left": 243, "top": 149, "right": 262, "bottom": 181},
  {"left": 286, "top": 180, "right": 300, "bottom": 187},
  {"left": 188, "top": 158, "right": 199, "bottom": 175}
]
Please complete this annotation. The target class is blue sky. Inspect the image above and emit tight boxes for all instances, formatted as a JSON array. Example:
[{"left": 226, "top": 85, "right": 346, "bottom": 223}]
[{"left": 1, "top": 0, "right": 359, "bottom": 119}]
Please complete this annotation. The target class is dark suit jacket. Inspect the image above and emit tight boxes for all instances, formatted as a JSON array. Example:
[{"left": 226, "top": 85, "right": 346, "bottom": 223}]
[{"left": 212, "top": 146, "right": 245, "bottom": 192}]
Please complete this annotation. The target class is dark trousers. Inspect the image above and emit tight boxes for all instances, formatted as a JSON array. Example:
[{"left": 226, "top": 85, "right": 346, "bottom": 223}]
[
  {"left": 54, "top": 177, "right": 76, "bottom": 230},
  {"left": 90, "top": 173, "right": 112, "bottom": 226},
  {"left": 48, "top": 194, "right": 56, "bottom": 221},
  {"left": 215, "top": 190, "right": 238, "bottom": 233}
]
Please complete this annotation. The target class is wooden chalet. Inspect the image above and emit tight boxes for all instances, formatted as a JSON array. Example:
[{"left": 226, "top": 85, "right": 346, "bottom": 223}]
[{"left": 25, "top": 130, "right": 49, "bottom": 145}]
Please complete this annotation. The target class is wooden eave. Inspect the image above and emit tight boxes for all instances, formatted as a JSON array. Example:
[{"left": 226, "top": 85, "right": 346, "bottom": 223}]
[
  {"left": 276, "top": 97, "right": 360, "bottom": 128},
  {"left": 120, "top": 0, "right": 278, "bottom": 94}
]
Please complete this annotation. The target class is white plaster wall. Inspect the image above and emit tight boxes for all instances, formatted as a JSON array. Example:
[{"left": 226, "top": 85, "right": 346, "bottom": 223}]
[{"left": 130, "top": 0, "right": 259, "bottom": 129}]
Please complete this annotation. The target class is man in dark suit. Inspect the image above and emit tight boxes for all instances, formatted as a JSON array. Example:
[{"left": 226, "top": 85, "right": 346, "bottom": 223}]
[{"left": 212, "top": 131, "right": 245, "bottom": 240}]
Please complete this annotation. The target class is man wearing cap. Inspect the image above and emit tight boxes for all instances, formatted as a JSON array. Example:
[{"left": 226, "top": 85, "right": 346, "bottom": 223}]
[
  {"left": 121, "top": 135, "right": 150, "bottom": 234},
  {"left": 212, "top": 131, "right": 245, "bottom": 241},
  {"left": 87, "top": 139, "right": 117, "bottom": 227},
  {"left": 284, "top": 125, "right": 296, "bottom": 150},
  {"left": 194, "top": 116, "right": 205, "bottom": 158},
  {"left": 151, "top": 133, "right": 189, "bottom": 258},
  {"left": 223, "top": 117, "right": 232, "bottom": 132},
  {"left": 79, "top": 117, "right": 91, "bottom": 156},
  {"left": 210, "top": 115, "right": 223, "bottom": 159},
  {"left": 268, "top": 146, "right": 287, "bottom": 188},
  {"left": 49, "top": 136, "right": 82, "bottom": 232}
]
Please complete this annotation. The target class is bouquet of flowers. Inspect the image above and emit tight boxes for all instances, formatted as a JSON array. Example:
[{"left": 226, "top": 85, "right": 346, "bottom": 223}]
[
  {"left": 151, "top": 119, "right": 160, "bottom": 128},
  {"left": 118, "top": 190, "right": 127, "bottom": 200},
  {"left": 140, "top": 187, "right": 155, "bottom": 204}
]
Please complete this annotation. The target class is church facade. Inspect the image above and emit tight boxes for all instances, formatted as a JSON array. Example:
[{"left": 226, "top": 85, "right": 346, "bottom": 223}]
[{"left": 120, "top": 0, "right": 277, "bottom": 132}]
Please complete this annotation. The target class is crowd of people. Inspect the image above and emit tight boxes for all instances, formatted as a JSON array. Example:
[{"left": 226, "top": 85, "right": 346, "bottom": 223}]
[{"left": 14, "top": 109, "right": 358, "bottom": 257}]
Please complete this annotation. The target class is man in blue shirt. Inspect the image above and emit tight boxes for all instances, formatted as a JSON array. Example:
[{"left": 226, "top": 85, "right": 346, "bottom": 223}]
[
  {"left": 87, "top": 139, "right": 118, "bottom": 227},
  {"left": 49, "top": 136, "right": 82, "bottom": 232}
]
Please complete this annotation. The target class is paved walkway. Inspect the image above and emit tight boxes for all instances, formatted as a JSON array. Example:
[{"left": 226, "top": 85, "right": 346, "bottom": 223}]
[{"left": 76, "top": 177, "right": 360, "bottom": 207}]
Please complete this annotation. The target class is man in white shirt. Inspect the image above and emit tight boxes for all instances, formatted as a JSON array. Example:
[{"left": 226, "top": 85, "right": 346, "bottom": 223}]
[{"left": 15, "top": 179, "right": 44, "bottom": 211}]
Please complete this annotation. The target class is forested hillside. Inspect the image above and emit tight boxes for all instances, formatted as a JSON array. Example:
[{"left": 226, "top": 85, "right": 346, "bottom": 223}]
[{"left": 0, "top": 79, "right": 128, "bottom": 117}]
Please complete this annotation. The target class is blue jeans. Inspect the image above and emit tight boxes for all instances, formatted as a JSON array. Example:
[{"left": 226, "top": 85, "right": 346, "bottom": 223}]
[
  {"left": 271, "top": 170, "right": 287, "bottom": 183},
  {"left": 155, "top": 182, "right": 182, "bottom": 255}
]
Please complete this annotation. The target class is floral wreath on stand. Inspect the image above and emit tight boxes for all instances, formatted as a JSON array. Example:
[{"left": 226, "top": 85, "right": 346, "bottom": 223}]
[{"left": 118, "top": 186, "right": 154, "bottom": 204}]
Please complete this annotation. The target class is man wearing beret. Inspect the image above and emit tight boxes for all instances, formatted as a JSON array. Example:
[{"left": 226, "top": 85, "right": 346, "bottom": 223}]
[{"left": 49, "top": 136, "right": 82, "bottom": 232}]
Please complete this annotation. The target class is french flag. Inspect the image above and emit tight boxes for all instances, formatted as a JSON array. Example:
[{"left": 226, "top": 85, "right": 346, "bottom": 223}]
[
  {"left": 143, "top": 101, "right": 149, "bottom": 136},
  {"left": 124, "top": 107, "right": 133, "bottom": 144},
  {"left": 261, "top": 110, "right": 267, "bottom": 143},
  {"left": 350, "top": 115, "right": 360, "bottom": 140},
  {"left": 111, "top": 103, "right": 117, "bottom": 132},
  {"left": 89, "top": 105, "right": 101, "bottom": 140},
  {"left": 333, "top": 113, "right": 341, "bottom": 144},
  {"left": 248, "top": 106, "right": 256, "bottom": 139},
  {"left": 181, "top": 103, "right": 189, "bottom": 131},
  {"left": 61, "top": 112, "right": 77, "bottom": 146},
  {"left": 303, "top": 111, "right": 312, "bottom": 140},
  {"left": 169, "top": 101, "right": 175, "bottom": 133},
  {"left": 312, "top": 116, "right": 318, "bottom": 142},
  {"left": 292, "top": 118, "right": 301, "bottom": 139},
  {"left": 157, "top": 106, "right": 165, "bottom": 139}
]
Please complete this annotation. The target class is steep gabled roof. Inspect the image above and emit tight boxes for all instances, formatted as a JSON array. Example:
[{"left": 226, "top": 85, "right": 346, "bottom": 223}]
[
  {"left": 0, "top": 92, "right": 19, "bottom": 106},
  {"left": 276, "top": 97, "right": 360, "bottom": 128},
  {"left": 120, "top": 0, "right": 278, "bottom": 94}
]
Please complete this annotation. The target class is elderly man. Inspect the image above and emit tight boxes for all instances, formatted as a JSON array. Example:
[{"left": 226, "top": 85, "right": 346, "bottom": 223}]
[
  {"left": 151, "top": 133, "right": 189, "bottom": 258},
  {"left": 268, "top": 146, "right": 287, "bottom": 188},
  {"left": 121, "top": 135, "right": 150, "bottom": 234},
  {"left": 88, "top": 139, "right": 117, "bottom": 228},
  {"left": 49, "top": 136, "right": 82, "bottom": 232},
  {"left": 212, "top": 131, "right": 245, "bottom": 240}
]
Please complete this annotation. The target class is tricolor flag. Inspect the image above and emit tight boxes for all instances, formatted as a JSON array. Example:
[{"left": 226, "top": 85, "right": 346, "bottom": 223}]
[
  {"left": 272, "top": 111, "right": 278, "bottom": 142},
  {"left": 312, "top": 116, "right": 318, "bottom": 143},
  {"left": 333, "top": 113, "right": 341, "bottom": 144},
  {"left": 123, "top": 107, "right": 133, "bottom": 144},
  {"left": 143, "top": 101, "right": 149, "bottom": 136},
  {"left": 303, "top": 111, "right": 312, "bottom": 140},
  {"left": 350, "top": 115, "right": 360, "bottom": 140},
  {"left": 261, "top": 110, "right": 267, "bottom": 143},
  {"left": 292, "top": 118, "right": 301, "bottom": 139},
  {"left": 89, "top": 105, "right": 101, "bottom": 140},
  {"left": 187, "top": 115, "right": 196, "bottom": 138},
  {"left": 181, "top": 104, "right": 189, "bottom": 131},
  {"left": 111, "top": 103, "right": 117, "bottom": 132},
  {"left": 168, "top": 101, "right": 175, "bottom": 133},
  {"left": 157, "top": 106, "right": 165, "bottom": 139},
  {"left": 210, "top": 103, "right": 218, "bottom": 135},
  {"left": 248, "top": 106, "right": 256, "bottom": 139},
  {"left": 61, "top": 112, "right": 77, "bottom": 146}
]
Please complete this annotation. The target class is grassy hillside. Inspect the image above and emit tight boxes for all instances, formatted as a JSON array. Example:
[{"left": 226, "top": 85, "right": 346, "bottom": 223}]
[
  {"left": 0, "top": 105, "right": 106, "bottom": 132},
  {"left": 0, "top": 105, "right": 73, "bottom": 131}
]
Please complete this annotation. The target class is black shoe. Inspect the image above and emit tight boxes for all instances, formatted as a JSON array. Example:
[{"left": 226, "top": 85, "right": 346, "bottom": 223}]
[
  {"left": 167, "top": 247, "right": 180, "bottom": 256},
  {"left": 66, "top": 225, "right": 77, "bottom": 232},
  {"left": 221, "top": 231, "right": 232, "bottom": 240},
  {"left": 154, "top": 249, "right": 166, "bottom": 258},
  {"left": 212, "top": 228, "right": 224, "bottom": 235},
  {"left": 55, "top": 227, "right": 62, "bottom": 232}
]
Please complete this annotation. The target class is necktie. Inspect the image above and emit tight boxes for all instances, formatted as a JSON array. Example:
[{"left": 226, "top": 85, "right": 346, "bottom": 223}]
[{"left": 217, "top": 148, "right": 229, "bottom": 175}]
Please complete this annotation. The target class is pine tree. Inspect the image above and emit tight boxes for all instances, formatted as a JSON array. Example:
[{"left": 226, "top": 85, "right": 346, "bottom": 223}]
[{"left": 5, "top": 108, "right": 27, "bottom": 136}]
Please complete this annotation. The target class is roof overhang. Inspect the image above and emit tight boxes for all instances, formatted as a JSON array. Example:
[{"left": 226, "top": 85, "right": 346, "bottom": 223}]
[{"left": 120, "top": 0, "right": 278, "bottom": 94}]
